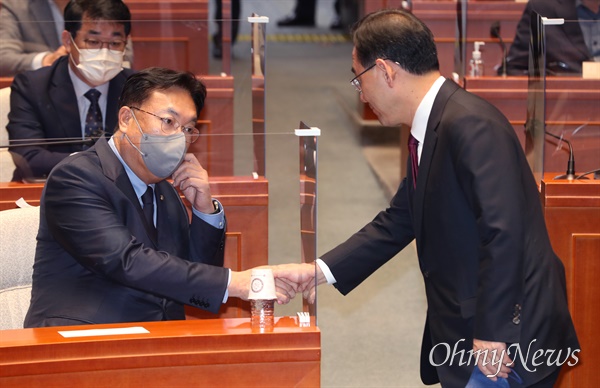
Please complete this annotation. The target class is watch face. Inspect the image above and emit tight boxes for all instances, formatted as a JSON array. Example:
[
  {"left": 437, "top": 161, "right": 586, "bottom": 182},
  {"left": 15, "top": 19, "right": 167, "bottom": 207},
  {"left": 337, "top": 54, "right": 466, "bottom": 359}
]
[{"left": 251, "top": 278, "right": 264, "bottom": 293}]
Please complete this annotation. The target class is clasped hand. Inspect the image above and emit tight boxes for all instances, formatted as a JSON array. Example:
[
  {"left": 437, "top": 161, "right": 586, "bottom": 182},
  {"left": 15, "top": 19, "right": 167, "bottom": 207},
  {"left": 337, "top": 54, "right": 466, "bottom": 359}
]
[{"left": 228, "top": 263, "right": 323, "bottom": 304}]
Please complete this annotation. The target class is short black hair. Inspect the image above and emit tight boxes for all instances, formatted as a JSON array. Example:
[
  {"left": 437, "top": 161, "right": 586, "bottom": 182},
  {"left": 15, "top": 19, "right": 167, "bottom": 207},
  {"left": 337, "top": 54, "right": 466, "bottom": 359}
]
[
  {"left": 64, "top": 0, "right": 131, "bottom": 38},
  {"left": 119, "top": 67, "right": 208, "bottom": 117},
  {"left": 351, "top": 9, "right": 439, "bottom": 75}
]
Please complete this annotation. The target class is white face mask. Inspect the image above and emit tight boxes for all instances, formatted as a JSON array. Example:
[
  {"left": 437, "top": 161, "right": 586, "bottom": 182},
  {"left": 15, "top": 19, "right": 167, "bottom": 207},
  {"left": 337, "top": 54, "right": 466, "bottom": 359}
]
[{"left": 70, "top": 37, "right": 124, "bottom": 86}]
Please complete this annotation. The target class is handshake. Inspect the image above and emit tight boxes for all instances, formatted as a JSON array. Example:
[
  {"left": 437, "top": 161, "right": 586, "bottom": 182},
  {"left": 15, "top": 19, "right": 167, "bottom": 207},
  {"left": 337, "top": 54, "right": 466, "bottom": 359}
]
[{"left": 228, "top": 262, "right": 327, "bottom": 304}]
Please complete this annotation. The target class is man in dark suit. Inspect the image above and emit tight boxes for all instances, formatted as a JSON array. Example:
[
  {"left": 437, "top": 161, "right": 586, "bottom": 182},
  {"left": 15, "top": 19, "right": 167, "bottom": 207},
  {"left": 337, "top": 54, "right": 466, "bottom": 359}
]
[
  {"left": 7, "top": 0, "right": 134, "bottom": 182},
  {"left": 274, "top": 10, "right": 579, "bottom": 387},
  {"left": 503, "top": 0, "right": 598, "bottom": 75},
  {"left": 24, "top": 67, "right": 266, "bottom": 327}
]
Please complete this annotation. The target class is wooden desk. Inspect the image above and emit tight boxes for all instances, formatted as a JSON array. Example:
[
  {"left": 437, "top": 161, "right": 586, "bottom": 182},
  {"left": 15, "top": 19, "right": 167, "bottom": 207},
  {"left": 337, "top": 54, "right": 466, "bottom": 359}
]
[
  {"left": 465, "top": 77, "right": 600, "bottom": 174},
  {"left": 126, "top": 0, "right": 210, "bottom": 75},
  {"left": 0, "top": 317, "right": 321, "bottom": 387},
  {"left": 0, "top": 177, "right": 268, "bottom": 319},
  {"left": 193, "top": 75, "right": 235, "bottom": 176},
  {"left": 541, "top": 174, "right": 600, "bottom": 388}
]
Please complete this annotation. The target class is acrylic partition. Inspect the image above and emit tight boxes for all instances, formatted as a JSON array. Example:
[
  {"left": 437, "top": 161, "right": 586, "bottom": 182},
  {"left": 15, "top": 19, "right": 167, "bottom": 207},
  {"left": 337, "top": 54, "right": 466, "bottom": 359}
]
[
  {"left": 0, "top": 14, "right": 321, "bottom": 324},
  {"left": 526, "top": 13, "right": 600, "bottom": 183}
]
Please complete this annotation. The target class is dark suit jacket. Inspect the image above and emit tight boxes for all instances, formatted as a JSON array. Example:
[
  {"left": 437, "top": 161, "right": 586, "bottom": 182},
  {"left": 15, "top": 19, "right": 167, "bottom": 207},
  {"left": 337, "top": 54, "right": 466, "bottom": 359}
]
[
  {"left": 321, "top": 80, "right": 579, "bottom": 386},
  {"left": 24, "top": 137, "right": 228, "bottom": 327},
  {"left": 7, "top": 55, "right": 134, "bottom": 182},
  {"left": 504, "top": 0, "right": 592, "bottom": 75}
]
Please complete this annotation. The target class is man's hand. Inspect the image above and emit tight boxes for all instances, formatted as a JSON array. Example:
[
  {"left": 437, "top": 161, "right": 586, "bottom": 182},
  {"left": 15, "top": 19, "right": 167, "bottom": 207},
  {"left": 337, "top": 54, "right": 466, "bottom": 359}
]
[
  {"left": 227, "top": 263, "right": 328, "bottom": 305},
  {"left": 42, "top": 46, "right": 68, "bottom": 67},
  {"left": 227, "top": 265, "right": 309, "bottom": 305},
  {"left": 171, "top": 154, "right": 214, "bottom": 214},
  {"left": 272, "top": 262, "right": 327, "bottom": 304},
  {"left": 473, "top": 339, "right": 513, "bottom": 381}
]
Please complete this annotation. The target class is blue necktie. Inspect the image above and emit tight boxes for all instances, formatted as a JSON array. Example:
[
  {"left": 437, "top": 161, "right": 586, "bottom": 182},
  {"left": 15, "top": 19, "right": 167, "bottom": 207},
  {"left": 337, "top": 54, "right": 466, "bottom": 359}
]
[
  {"left": 408, "top": 134, "right": 419, "bottom": 189},
  {"left": 84, "top": 89, "right": 103, "bottom": 137}
]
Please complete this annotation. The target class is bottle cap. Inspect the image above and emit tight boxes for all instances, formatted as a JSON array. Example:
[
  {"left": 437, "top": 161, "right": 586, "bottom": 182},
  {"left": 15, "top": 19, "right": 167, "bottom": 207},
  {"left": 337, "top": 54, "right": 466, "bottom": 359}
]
[{"left": 248, "top": 268, "right": 277, "bottom": 300}]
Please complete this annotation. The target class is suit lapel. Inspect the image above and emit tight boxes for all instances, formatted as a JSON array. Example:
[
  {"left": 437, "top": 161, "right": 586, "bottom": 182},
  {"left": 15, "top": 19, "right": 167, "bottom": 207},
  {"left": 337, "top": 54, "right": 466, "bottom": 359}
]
[
  {"left": 105, "top": 74, "right": 127, "bottom": 134},
  {"left": 94, "top": 137, "right": 159, "bottom": 248},
  {"left": 412, "top": 80, "right": 458, "bottom": 251},
  {"left": 49, "top": 58, "right": 81, "bottom": 140}
]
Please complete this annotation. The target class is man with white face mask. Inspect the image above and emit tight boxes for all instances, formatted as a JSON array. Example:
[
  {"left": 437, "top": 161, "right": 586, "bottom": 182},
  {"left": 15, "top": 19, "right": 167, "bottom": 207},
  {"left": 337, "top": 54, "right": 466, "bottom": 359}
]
[
  {"left": 7, "top": 0, "right": 134, "bottom": 182},
  {"left": 24, "top": 67, "right": 284, "bottom": 327}
]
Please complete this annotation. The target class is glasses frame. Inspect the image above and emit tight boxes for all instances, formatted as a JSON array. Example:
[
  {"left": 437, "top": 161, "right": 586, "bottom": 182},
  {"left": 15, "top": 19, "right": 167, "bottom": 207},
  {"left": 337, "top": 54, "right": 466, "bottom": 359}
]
[
  {"left": 350, "top": 63, "right": 377, "bottom": 93},
  {"left": 129, "top": 106, "right": 200, "bottom": 144},
  {"left": 81, "top": 38, "right": 126, "bottom": 54}
]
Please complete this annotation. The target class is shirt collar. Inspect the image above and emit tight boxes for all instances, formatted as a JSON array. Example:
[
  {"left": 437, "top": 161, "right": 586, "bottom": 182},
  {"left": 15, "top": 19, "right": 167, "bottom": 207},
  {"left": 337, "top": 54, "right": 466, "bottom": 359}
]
[
  {"left": 410, "top": 76, "right": 446, "bottom": 143},
  {"left": 108, "top": 136, "right": 152, "bottom": 199},
  {"left": 68, "top": 61, "right": 110, "bottom": 100}
]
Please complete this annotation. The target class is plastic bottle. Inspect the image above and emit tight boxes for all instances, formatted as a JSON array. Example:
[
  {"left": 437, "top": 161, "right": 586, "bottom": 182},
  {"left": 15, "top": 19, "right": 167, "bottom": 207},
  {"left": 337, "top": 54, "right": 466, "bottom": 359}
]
[{"left": 469, "top": 41, "right": 485, "bottom": 77}]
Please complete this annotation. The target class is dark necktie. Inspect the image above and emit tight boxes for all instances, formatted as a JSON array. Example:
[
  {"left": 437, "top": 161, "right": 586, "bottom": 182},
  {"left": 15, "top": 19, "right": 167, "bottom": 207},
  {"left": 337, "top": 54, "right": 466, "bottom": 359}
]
[
  {"left": 84, "top": 89, "right": 103, "bottom": 137},
  {"left": 408, "top": 134, "right": 419, "bottom": 189},
  {"left": 141, "top": 186, "right": 156, "bottom": 234}
]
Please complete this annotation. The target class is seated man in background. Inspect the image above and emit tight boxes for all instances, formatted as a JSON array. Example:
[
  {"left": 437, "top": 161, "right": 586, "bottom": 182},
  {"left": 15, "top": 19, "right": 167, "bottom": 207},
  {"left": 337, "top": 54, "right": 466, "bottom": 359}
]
[
  {"left": 7, "top": 0, "right": 134, "bottom": 182},
  {"left": 0, "top": 0, "right": 134, "bottom": 77},
  {"left": 503, "top": 0, "right": 599, "bottom": 75},
  {"left": 24, "top": 67, "right": 272, "bottom": 327}
]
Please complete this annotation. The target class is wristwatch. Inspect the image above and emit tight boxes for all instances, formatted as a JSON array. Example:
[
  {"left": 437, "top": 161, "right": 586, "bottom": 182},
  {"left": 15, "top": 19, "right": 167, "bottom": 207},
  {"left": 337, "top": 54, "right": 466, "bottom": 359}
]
[{"left": 211, "top": 199, "right": 220, "bottom": 214}]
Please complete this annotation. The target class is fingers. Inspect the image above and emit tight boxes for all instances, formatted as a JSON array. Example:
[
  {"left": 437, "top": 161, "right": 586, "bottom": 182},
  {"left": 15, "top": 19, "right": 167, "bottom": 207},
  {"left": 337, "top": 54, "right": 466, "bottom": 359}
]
[
  {"left": 172, "top": 154, "right": 213, "bottom": 213},
  {"left": 275, "top": 277, "right": 297, "bottom": 304},
  {"left": 473, "top": 339, "right": 512, "bottom": 380},
  {"left": 270, "top": 263, "right": 320, "bottom": 304}
]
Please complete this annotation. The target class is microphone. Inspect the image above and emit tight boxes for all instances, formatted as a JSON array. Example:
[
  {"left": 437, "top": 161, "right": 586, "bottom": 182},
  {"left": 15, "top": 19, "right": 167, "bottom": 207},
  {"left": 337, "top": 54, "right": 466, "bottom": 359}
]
[
  {"left": 490, "top": 21, "right": 507, "bottom": 77},
  {"left": 545, "top": 131, "right": 576, "bottom": 180},
  {"left": 401, "top": 0, "right": 413, "bottom": 12},
  {"left": 0, "top": 130, "right": 106, "bottom": 149}
]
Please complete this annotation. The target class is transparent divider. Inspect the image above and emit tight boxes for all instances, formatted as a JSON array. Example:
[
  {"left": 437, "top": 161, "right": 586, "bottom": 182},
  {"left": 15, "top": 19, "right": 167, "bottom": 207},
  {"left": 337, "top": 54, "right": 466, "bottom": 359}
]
[
  {"left": 1, "top": 14, "right": 320, "bottom": 327},
  {"left": 527, "top": 14, "right": 600, "bottom": 182}
]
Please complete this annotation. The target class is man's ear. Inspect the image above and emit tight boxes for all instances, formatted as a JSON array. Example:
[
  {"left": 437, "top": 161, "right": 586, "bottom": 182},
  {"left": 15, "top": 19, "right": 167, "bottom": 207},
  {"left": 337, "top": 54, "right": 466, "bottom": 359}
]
[
  {"left": 117, "top": 106, "right": 131, "bottom": 133},
  {"left": 61, "top": 30, "right": 73, "bottom": 53},
  {"left": 375, "top": 58, "right": 396, "bottom": 87}
]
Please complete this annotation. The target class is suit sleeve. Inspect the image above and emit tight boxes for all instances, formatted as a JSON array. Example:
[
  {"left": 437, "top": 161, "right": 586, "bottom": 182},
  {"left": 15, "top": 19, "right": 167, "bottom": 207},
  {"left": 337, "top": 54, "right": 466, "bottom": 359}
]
[
  {"left": 7, "top": 73, "right": 72, "bottom": 179},
  {"left": 321, "top": 179, "right": 415, "bottom": 295},
  {"left": 452, "top": 111, "right": 526, "bottom": 343},
  {"left": 0, "top": 3, "right": 38, "bottom": 76},
  {"left": 43, "top": 158, "right": 229, "bottom": 314}
]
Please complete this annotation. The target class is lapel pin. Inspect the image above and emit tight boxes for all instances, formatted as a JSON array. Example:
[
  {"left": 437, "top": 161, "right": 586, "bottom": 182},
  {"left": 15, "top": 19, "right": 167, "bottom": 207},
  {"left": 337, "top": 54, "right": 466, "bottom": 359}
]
[{"left": 160, "top": 195, "right": 165, "bottom": 201}]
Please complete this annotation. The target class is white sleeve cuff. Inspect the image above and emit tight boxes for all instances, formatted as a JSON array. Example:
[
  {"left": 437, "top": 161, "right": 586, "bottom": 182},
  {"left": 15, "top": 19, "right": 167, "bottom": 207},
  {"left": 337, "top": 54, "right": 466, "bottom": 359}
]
[
  {"left": 222, "top": 268, "right": 231, "bottom": 303},
  {"left": 31, "top": 52, "right": 49, "bottom": 70},
  {"left": 316, "top": 258, "right": 337, "bottom": 284}
]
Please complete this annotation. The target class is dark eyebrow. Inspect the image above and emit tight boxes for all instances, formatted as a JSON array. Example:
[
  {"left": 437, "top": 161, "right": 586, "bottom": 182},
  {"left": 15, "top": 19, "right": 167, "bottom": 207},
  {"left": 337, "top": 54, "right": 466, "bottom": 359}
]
[
  {"left": 351, "top": 67, "right": 356, "bottom": 75},
  {"left": 84, "top": 29, "right": 124, "bottom": 38},
  {"left": 161, "top": 108, "right": 196, "bottom": 124}
]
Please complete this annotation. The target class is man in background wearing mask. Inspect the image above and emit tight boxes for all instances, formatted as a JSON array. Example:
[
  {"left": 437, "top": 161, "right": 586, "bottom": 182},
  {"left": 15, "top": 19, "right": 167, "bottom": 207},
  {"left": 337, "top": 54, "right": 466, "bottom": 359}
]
[
  {"left": 24, "top": 67, "right": 275, "bottom": 327},
  {"left": 7, "top": 0, "right": 134, "bottom": 182}
]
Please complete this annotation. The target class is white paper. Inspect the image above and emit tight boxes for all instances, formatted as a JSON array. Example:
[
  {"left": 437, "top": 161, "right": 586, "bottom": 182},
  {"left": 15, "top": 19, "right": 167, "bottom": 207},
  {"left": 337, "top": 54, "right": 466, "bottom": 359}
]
[{"left": 58, "top": 326, "right": 149, "bottom": 338}]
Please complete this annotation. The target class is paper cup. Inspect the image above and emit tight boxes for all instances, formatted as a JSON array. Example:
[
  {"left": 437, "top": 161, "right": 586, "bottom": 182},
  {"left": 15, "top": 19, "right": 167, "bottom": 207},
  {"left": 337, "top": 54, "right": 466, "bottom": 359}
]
[{"left": 248, "top": 268, "right": 277, "bottom": 300}]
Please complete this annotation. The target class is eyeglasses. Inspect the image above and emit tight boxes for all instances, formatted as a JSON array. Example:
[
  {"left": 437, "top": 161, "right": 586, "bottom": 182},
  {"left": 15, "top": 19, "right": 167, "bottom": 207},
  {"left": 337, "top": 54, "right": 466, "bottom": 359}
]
[
  {"left": 350, "top": 63, "right": 376, "bottom": 93},
  {"left": 129, "top": 107, "right": 200, "bottom": 144},
  {"left": 82, "top": 38, "right": 126, "bottom": 54}
]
